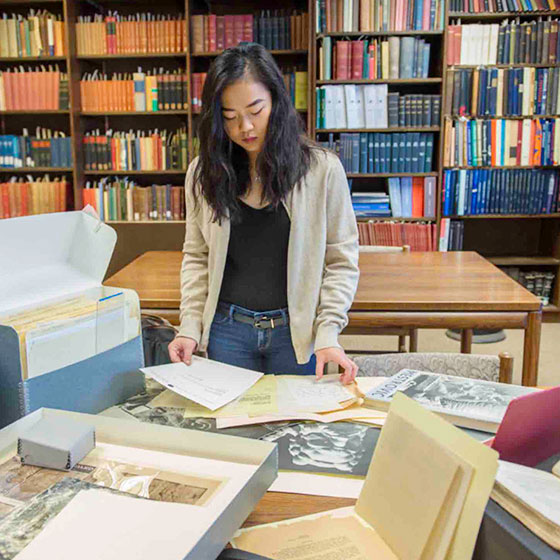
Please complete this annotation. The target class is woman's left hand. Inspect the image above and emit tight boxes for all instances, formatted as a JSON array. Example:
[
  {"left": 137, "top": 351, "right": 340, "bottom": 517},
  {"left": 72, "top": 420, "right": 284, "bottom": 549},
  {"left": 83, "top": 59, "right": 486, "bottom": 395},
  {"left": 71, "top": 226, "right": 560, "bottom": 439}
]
[{"left": 315, "top": 347, "right": 358, "bottom": 385}]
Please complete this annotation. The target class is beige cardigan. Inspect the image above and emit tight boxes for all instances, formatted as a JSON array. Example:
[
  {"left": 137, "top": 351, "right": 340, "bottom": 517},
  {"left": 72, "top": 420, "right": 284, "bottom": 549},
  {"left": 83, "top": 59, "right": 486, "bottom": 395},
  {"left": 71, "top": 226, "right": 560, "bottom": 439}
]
[{"left": 177, "top": 149, "right": 360, "bottom": 364}]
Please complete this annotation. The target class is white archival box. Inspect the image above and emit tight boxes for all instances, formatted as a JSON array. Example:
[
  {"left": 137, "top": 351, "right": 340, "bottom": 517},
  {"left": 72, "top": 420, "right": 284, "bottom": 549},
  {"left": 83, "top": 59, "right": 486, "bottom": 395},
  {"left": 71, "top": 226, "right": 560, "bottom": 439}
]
[
  {"left": 0, "top": 407, "right": 278, "bottom": 560},
  {"left": 0, "top": 211, "right": 145, "bottom": 428}
]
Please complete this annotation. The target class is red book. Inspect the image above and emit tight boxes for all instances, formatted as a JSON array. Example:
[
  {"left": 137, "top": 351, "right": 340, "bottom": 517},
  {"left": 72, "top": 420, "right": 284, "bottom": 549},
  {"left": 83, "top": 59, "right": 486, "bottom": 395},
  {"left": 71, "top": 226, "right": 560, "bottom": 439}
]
[
  {"left": 233, "top": 15, "right": 244, "bottom": 46},
  {"left": 351, "top": 41, "right": 364, "bottom": 80},
  {"left": 336, "top": 41, "right": 350, "bottom": 80},
  {"left": 243, "top": 15, "right": 253, "bottom": 42},
  {"left": 224, "top": 15, "right": 235, "bottom": 49},
  {"left": 216, "top": 16, "right": 225, "bottom": 51},
  {"left": 411, "top": 178, "right": 424, "bottom": 217},
  {"left": 208, "top": 14, "right": 217, "bottom": 52}
]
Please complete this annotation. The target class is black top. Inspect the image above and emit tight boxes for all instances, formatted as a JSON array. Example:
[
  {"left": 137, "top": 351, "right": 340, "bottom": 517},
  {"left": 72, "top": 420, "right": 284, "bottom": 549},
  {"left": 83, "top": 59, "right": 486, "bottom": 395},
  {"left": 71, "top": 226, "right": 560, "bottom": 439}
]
[{"left": 219, "top": 199, "right": 290, "bottom": 311}]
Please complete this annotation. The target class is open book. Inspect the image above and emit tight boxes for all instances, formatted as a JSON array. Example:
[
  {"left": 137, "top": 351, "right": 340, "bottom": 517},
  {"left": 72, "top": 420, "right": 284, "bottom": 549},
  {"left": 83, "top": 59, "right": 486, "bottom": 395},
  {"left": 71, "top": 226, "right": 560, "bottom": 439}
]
[
  {"left": 492, "top": 460, "right": 560, "bottom": 551},
  {"left": 363, "top": 369, "right": 537, "bottom": 432}
]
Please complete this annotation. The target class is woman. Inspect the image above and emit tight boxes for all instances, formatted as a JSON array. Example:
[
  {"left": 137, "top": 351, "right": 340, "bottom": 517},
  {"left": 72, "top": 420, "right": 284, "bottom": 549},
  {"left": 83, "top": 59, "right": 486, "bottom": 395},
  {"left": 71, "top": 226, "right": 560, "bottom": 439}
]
[{"left": 168, "top": 43, "right": 359, "bottom": 383}]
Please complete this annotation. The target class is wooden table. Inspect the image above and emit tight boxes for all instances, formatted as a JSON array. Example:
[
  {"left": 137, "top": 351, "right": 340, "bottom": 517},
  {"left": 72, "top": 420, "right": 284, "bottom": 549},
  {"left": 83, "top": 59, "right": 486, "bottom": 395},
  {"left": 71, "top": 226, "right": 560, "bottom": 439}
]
[{"left": 106, "top": 250, "right": 542, "bottom": 385}]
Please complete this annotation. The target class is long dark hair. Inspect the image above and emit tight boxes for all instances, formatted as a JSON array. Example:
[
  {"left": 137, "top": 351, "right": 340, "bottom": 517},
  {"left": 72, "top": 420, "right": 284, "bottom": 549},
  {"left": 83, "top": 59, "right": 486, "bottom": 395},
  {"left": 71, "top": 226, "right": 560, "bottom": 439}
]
[{"left": 194, "top": 43, "right": 316, "bottom": 222}]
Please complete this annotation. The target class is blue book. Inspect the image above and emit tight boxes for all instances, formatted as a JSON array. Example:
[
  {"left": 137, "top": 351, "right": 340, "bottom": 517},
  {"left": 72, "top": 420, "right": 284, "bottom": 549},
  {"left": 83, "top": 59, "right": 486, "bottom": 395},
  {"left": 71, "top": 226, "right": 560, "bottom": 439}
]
[
  {"left": 417, "top": 133, "right": 426, "bottom": 174},
  {"left": 391, "top": 134, "right": 399, "bottom": 172},
  {"left": 359, "top": 133, "right": 368, "bottom": 173},
  {"left": 442, "top": 170, "right": 450, "bottom": 216},
  {"left": 401, "top": 177, "right": 413, "bottom": 217},
  {"left": 384, "top": 134, "right": 391, "bottom": 173},
  {"left": 388, "top": 178, "right": 402, "bottom": 217},
  {"left": 378, "top": 134, "right": 386, "bottom": 173},
  {"left": 422, "top": 43, "right": 430, "bottom": 79},
  {"left": 367, "top": 133, "right": 374, "bottom": 173},
  {"left": 471, "top": 170, "right": 479, "bottom": 214},
  {"left": 397, "top": 133, "right": 405, "bottom": 173},
  {"left": 352, "top": 133, "right": 360, "bottom": 173},
  {"left": 425, "top": 133, "right": 434, "bottom": 172},
  {"left": 404, "top": 134, "right": 412, "bottom": 172},
  {"left": 374, "top": 133, "right": 381, "bottom": 173}
]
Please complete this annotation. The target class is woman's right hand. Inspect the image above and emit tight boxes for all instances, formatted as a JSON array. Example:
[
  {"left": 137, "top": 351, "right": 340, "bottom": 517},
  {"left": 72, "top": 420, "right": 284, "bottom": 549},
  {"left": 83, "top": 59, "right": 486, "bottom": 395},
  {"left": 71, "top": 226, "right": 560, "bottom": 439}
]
[{"left": 168, "top": 336, "right": 198, "bottom": 365}]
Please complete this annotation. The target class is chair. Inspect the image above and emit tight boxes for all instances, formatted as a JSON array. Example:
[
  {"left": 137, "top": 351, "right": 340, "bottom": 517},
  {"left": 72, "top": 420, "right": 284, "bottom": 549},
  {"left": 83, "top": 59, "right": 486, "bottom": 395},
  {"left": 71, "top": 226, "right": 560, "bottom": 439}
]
[
  {"left": 352, "top": 351, "right": 514, "bottom": 384},
  {"left": 343, "top": 244, "right": 417, "bottom": 353}
]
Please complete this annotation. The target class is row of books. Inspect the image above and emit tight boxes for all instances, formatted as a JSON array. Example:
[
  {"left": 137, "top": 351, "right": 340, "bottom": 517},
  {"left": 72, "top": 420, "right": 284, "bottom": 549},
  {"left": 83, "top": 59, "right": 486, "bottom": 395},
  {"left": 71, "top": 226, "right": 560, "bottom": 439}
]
[
  {"left": 318, "top": 36, "right": 431, "bottom": 80},
  {"left": 316, "top": 0, "right": 445, "bottom": 32},
  {"left": 83, "top": 180, "right": 185, "bottom": 222},
  {"left": 438, "top": 219, "right": 464, "bottom": 252},
  {"left": 80, "top": 70, "right": 187, "bottom": 113},
  {"left": 351, "top": 192, "right": 390, "bottom": 216},
  {"left": 442, "top": 168, "right": 560, "bottom": 215},
  {"left": 76, "top": 13, "right": 186, "bottom": 56},
  {"left": 447, "top": 20, "right": 560, "bottom": 66},
  {"left": 0, "top": 177, "right": 69, "bottom": 219},
  {"left": 0, "top": 130, "right": 72, "bottom": 169},
  {"left": 192, "top": 70, "right": 308, "bottom": 113},
  {"left": 448, "top": 67, "right": 560, "bottom": 118},
  {"left": 388, "top": 94, "right": 441, "bottom": 128},
  {"left": 388, "top": 176, "right": 437, "bottom": 217},
  {"left": 0, "top": 11, "right": 65, "bottom": 58},
  {"left": 357, "top": 221, "right": 438, "bottom": 251},
  {"left": 501, "top": 267, "right": 556, "bottom": 306},
  {"left": 0, "top": 68, "right": 68, "bottom": 111},
  {"left": 443, "top": 118, "right": 560, "bottom": 167},
  {"left": 449, "top": 0, "right": 558, "bottom": 13},
  {"left": 82, "top": 128, "right": 188, "bottom": 172},
  {"left": 318, "top": 132, "right": 435, "bottom": 173},
  {"left": 317, "top": 89, "right": 438, "bottom": 130},
  {"left": 191, "top": 11, "right": 309, "bottom": 53}
]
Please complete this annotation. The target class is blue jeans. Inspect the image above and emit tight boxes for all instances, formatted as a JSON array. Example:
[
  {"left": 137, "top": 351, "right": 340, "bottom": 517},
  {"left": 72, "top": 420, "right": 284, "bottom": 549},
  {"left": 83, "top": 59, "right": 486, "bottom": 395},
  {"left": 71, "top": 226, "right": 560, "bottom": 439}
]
[{"left": 207, "top": 302, "right": 316, "bottom": 375}]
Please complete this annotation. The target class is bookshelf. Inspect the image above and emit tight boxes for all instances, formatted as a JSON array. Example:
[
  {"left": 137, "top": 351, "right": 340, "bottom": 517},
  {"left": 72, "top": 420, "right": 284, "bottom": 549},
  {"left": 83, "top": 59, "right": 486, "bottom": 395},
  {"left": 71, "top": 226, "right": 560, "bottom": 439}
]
[
  {"left": 442, "top": 5, "right": 560, "bottom": 318},
  {"left": 1, "top": 0, "right": 559, "bottom": 318}
]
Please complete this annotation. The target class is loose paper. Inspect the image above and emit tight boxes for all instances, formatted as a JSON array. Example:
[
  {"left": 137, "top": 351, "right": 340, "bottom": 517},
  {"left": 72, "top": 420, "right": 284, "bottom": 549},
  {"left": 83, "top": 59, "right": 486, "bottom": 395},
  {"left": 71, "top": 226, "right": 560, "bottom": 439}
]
[
  {"left": 14, "top": 490, "right": 204, "bottom": 560},
  {"left": 141, "top": 356, "right": 263, "bottom": 411}
]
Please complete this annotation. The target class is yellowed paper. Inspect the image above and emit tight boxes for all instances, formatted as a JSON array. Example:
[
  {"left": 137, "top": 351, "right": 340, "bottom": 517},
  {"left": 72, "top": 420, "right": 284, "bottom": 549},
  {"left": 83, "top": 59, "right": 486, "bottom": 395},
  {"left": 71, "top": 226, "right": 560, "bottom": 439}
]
[
  {"left": 231, "top": 507, "right": 398, "bottom": 560},
  {"left": 356, "top": 411, "right": 462, "bottom": 560},
  {"left": 363, "top": 392, "right": 499, "bottom": 560},
  {"left": 215, "top": 405, "right": 388, "bottom": 429}
]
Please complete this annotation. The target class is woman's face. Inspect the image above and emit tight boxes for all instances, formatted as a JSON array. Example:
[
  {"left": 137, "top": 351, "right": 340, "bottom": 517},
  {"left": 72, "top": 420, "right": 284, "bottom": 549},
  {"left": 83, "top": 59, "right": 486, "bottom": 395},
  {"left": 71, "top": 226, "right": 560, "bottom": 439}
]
[{"left": 221, "top": 78, "right": 272, "bottom": 157}]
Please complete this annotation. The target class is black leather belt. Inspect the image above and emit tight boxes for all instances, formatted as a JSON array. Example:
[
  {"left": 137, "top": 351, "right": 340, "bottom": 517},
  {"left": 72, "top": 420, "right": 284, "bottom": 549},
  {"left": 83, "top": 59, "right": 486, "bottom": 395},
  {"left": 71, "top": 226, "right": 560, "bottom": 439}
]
[{"left": 218, "top": 304, "right": 289, "bottom": 329}]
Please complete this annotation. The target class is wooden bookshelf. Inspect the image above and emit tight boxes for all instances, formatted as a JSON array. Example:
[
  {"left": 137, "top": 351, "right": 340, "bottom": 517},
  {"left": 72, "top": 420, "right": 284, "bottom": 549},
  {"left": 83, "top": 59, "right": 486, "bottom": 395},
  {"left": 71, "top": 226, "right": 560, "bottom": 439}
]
[
  {"left": 84, "top": 170, "right": 187, "bottom": 175},
  {"left": 316, "top": 78, "right": 443, "bottom": 85},
  {"left": 1, "top": 0, "right": 558, "bottom": 317},
  {"left": 448, "top": 214, "right": 560, "bottom": 219},
  {"left": 316, "top": 127, "right": 440, "bottom": 133},
  {"left": 317, "top": 30, "right": 444, "bottom": 37}
]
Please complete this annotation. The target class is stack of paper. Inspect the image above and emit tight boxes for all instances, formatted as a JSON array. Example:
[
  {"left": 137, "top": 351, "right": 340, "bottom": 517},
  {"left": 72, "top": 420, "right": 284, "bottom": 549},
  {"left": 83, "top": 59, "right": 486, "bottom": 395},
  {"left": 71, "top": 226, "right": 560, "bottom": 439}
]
[
  {"left": 231, "top": 393, "right": 499, "bottom": 560},
  {"left": 142, "top": 358, "right": 386, "bottom": 427},
  {"left": 0, "top": 291, "right": 129, "bottom": 379}
]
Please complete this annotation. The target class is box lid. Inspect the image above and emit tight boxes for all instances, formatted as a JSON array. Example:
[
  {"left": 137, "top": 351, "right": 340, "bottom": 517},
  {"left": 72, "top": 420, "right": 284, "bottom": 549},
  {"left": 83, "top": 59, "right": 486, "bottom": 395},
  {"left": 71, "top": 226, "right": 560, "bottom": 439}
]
[{"left": 0, "top": 211, "right": 116, "bottom": 314}]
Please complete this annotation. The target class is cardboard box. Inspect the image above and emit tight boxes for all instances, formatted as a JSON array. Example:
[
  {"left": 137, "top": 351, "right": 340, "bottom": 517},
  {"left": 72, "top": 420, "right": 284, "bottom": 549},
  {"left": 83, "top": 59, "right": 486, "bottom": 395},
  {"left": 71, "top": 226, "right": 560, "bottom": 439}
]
[
  {"left": 18, "top": 415, "right": 95, "bottom": 470},
  {"left": 0, "top": 211, "right": 145, "bottom": 429},
  {"left": 0, "top": 408, "right": 278, "bottom": 560}
]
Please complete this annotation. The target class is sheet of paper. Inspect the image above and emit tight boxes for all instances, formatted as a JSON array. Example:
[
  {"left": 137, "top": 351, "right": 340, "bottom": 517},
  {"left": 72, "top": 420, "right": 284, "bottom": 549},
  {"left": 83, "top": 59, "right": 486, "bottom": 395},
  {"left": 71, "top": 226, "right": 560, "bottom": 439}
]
[
  {"left": 276, "top": 375, "right": 355, "bottom": 412},
  {"left": 495, "top": 460, "right": 560, "bottom": 526},
  {"left": 231, "top": 507, "right": 398, "bottom": 560},
  {"left": 355, "top": 376, "right": 388, "bottom": 395},
  {"left": 14, "top": 490, "right": 204, "bottom": 560},
  {"left": 141, "top": 356, "right": 263, "bottom": 411},
  {"left": 215, "top": 406, "right": 387, "bottom": 429},
  {"left": 269, "top": 472, "right": 364, "bottom": 498},
  {"left": 360, "top": 392, "right": 499, "bottom": 560}
]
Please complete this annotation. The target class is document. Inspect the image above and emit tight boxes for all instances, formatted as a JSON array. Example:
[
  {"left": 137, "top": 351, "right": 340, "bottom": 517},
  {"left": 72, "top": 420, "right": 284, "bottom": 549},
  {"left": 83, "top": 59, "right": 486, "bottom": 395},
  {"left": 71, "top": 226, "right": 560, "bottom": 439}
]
[
  {"left": 13, "top": 489, "right": 205, "bottom": 560},
  {"left": 141, "top": 356, "right": 263, "bottom": 411}
]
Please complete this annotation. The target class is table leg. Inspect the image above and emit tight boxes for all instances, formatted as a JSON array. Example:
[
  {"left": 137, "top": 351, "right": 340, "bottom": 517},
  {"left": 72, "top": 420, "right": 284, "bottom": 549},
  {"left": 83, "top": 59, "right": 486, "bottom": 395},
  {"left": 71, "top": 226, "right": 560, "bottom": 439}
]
[
  {"left": 398, "top": 335, "right": 407, "bottom": 353},
  {"left": 522, "top": 311, "right": 542, "bottom": 386},
  {"left": 461, "top": 329, "right": 473, "bottom": 353},
  {"left": 409, "top": 329, "right": 418, "bottom": 352}
]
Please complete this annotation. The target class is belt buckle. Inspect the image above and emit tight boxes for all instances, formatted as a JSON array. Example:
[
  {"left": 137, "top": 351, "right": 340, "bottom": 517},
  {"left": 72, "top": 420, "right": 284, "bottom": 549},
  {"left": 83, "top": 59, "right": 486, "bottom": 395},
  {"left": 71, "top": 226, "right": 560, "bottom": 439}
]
[{"left": 254, "top": 316, "right": 275, "bottom": 329}]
